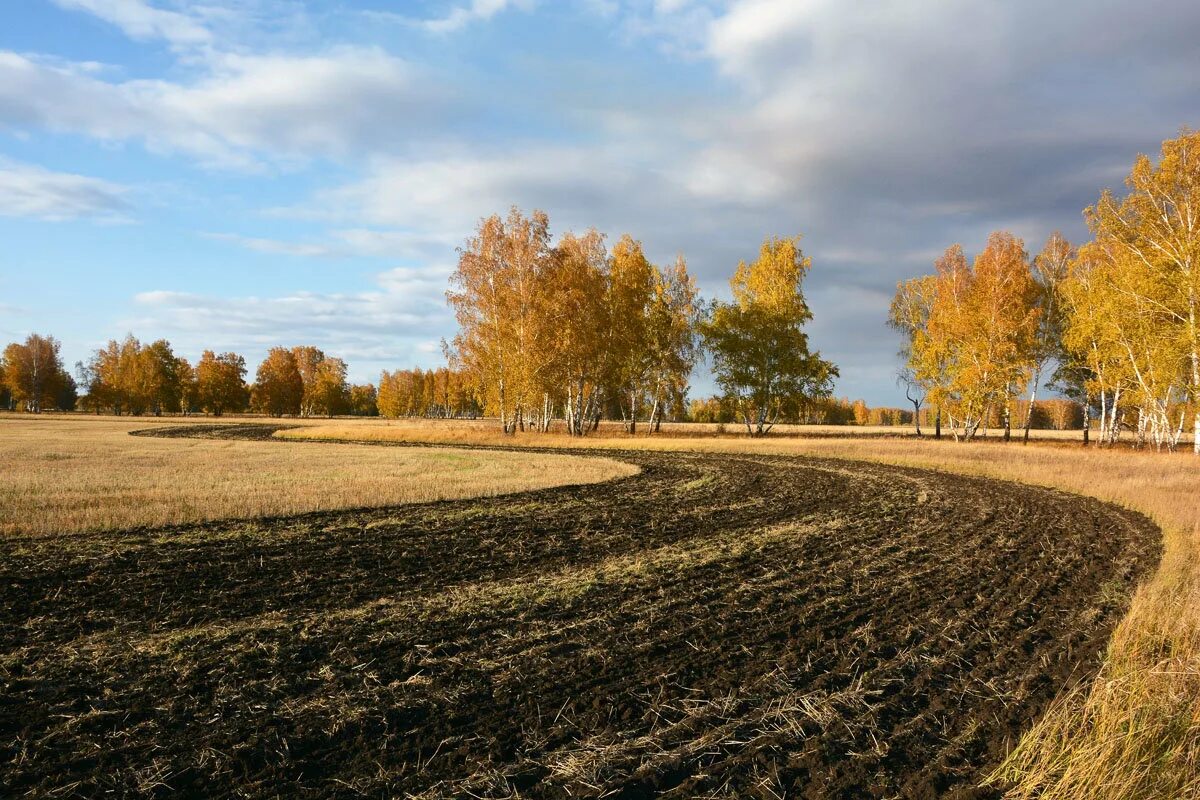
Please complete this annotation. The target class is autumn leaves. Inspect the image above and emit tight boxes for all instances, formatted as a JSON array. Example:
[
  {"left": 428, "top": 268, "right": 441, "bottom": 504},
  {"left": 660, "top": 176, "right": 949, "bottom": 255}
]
[
  {"left": 893, "top": 130, "right": 1200, "bottom": 452},
  {"left": 703, "top": 236, "right": 836, "bottom": 436},
  {"left": 446, "top": 209, "right": 835, "bottom": 436},
  {"left": 445, "top": 208, "right": 705, "bottom": 436}
]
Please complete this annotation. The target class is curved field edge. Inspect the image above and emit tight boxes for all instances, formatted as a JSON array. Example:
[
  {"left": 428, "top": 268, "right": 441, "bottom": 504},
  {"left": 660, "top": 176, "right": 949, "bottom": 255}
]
[
  {"left": 1, "top": 426, "right": 1161, "bottom": 798},
  {"left": 285, "top": 422, "right": 1200, "bottom": 799},
  {"left": 0, "top": 416, "right": 637, "bottom": 538}
]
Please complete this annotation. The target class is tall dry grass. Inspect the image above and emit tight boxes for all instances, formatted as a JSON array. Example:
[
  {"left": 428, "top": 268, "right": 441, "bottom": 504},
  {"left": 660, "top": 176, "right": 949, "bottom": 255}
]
[
  {"left": 287, "top": 417, "right": 1200, "bottom": 799},
  {"left": 0, "top": 416, "right": 635, "bottom": 537}
]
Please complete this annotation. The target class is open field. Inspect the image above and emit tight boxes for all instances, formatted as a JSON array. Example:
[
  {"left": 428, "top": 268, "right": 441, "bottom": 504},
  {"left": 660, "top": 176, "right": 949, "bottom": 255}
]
[
  {"left": 287, "top": 418, "right": 1200, "bottom": 798},
  {"left": 0, "top": 416, "right": 635, "bottom": 537},
  {"left": 1, "top": 422, "right": 1163, "bottom": 797}
]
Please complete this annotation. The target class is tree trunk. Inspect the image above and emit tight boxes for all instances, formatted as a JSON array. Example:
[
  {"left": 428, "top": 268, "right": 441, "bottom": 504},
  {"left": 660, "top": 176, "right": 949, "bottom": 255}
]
[
  {"left": 1099, "top": 390, "right": 1108, "bottom": 444},
  {"left": 1082, "top": 401, "right": 1090, "bottom": 446},
  {"left": 1023, "top": 370, "right": 1040, "bottom": 444},
  {"left": 1108, "top": 387, "right": 1121, "bottom": 445},
  {"left": 499, "top": 378, "right": 511, "bottom": 435},
  {"left": 1003, "top": 404, "right": 1011, "bottom": 442},
  {"left": 935, "top": 406, "right": 941, "bottom": 440}
]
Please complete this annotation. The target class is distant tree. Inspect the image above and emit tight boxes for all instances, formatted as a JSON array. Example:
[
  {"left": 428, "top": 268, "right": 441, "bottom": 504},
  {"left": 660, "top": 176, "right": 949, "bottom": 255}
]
[
  {"left": 55, "top": 372, "right": 78, "bottom": 412},
  {"left": 1023, "top": 233, "right": 1073, "bottom": 442},
  {"left": 852, "top": 399, "right": 870, "bottom": 426},
  {"left": 309, "top": 357, "right": 349, "bottom": 417},
  {"left": 701, "top": 235, "right": 838, "bottom": 436},
  {"left": 144, "top": 339, "right": 186, "bottom": 415},
  {"left": 645, "top": 254, "right": 701, "bottom": 433},
  {"left": 918, "top": 233, "right": 1040, "bottom": 441},
  {"left": 377, "top": 370, "right": 406, "bottom": 418},
  {"left": 1, "top": 333, "right": 71, "bottom": 412},
  {"left": 544, "top": 228, "right": 610, "bottom": 435},
  {"left": 602, "top": 235, "right": 657, "bottom": 433},
  {"left": 888, "top": 274, "right": 940, "bottom": 436},
  {"left": 178, "top": 358, "right": 198, "bottom": 415},
  {"left": 195, "top": 350, "right": 248, "bottom": 416},
  {"left": 76, "top": 335, "right": 187, "bottom": 415},
  {"left": 348, "top": 384, "right": 378, "bottom": 416},
  {"left": 251, "top": 347, "right": 304, "bottom": 417},
  {"left": 290, "top": 346, "right": 327, "bottom": 417}
]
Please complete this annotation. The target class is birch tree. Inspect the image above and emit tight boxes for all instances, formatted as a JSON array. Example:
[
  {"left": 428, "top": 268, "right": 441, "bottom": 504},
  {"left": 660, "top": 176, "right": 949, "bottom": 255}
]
[
  {"left": 915, "top": 234, "right": 1040, "bottom": 442},
  {"left": 252, "top": 347, "right": 304, "bottom": 417},
  {"left": 702, "top": 235, "right": 837, "bottom": 436},
  {"left": 604, "top": 235, "right": 656, "bottom": 433},
  {"left": 448, "top": 207, "right": 554, "bottom": 434},
  {"left": 645, "top": 254, "right": 701, "bottom": 432},
  {"left": 546, "top": 229, "right": 609, "bottom": 436},
  {"left": 888, "top": 274, "right": 940, "bottom": 436},
  {"left": 195, "top": 350, "right": 248, "bottom": 416},
  {"left": 1084, "top": 129, "right": 1200, "bottom": 453},
  {"left": 1024, "top": 233, "right": 1073, "bottom": 442},
  {"left": 1, "top": 333, "right": 71, "bottom": 412}
]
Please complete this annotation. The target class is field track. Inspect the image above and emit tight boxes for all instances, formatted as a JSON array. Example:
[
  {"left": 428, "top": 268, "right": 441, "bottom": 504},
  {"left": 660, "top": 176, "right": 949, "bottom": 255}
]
[{"left": 1, "top": 425, "right": 1160, "bottom": 799}]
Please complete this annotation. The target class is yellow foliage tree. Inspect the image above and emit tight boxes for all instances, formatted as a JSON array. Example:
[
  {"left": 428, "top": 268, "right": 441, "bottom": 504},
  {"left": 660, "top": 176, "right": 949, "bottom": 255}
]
[{"left": 701, "top": 235, "right": 837, "bottom": 436}]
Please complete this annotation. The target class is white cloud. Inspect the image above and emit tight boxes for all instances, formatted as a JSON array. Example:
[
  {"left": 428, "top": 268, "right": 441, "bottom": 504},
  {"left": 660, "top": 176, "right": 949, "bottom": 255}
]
[
  {"left": 202, "top": 232, "right": 337, "bottom": 258},
  {"left": 0, "top": 159, "right": 130, "bottom": 221},
  {"left": 128, "top": 265, "right": 456, "bottom": 380},
  {"left": 0, "top": 48, "right": 438, "bottom": 168},
  {"left": 204, "top": 228, "right": 460, "bottom": 260},
  {"left": 50, "top": 0, "right": 212, "bottom": 49},
  {"left": 419, "top": 0, "right": 534, "bottom": 33}
]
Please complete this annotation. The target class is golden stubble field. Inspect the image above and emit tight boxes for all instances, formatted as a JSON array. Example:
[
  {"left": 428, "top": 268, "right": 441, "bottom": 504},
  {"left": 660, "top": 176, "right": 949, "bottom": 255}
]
[{"left": 0, "top": 415, "right": 636, "bottom": 538}]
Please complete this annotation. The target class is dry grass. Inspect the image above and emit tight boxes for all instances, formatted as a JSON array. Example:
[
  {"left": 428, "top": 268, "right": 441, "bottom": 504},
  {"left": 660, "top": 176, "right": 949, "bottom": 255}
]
[
  {"left": 0, "top": 415, "right": 635, "bottom": 538},
  {"left": 281, "top": 414, "right": 1173, "bottom": 441},
  {"left": 287, "top": 417, "right": 1200, "bottom": 799}
]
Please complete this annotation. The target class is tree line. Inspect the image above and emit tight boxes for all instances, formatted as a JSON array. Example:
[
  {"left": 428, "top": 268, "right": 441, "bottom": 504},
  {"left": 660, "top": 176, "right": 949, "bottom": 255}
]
[
  {"left": 447, "top": 208, "right": 836, "bottom": 436},
  {"left": 891, "top": 129, "right": 1200, "bottom": 453},
  {"left": 0, "top": 335, "right": 374, "bottom": 418},
  {"left": 378, "top": 367, "right": 482, "bottom": 419}
]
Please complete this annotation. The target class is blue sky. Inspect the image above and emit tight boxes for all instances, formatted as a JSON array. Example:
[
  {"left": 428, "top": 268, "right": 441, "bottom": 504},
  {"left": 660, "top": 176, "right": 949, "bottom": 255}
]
[{"left": 2, "top": 0, "right": 1198, "bottom": 404}]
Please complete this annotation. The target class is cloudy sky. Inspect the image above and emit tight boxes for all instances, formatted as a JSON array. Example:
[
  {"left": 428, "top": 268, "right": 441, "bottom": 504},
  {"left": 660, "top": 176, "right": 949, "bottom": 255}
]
[{"left": 1, "top": 0, "right": 1197, "bottom": 404}]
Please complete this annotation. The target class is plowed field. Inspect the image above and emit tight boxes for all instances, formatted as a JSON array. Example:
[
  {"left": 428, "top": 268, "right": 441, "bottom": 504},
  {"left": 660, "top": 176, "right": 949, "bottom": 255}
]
[{"left": 0, "top": 425, "right": 1159, "bottom": 798}]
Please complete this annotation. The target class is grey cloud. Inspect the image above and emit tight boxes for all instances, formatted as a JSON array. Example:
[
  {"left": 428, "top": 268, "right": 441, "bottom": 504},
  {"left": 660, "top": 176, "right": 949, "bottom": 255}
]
[{"left": 0, "top": 159, "right": 131, "bottom": 220}]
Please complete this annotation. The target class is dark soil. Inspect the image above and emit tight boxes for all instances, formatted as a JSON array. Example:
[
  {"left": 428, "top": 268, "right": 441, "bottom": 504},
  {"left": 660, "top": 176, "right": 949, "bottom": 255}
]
[{"left": 0, "top": 425, "right": 1160, "bottom": 799}]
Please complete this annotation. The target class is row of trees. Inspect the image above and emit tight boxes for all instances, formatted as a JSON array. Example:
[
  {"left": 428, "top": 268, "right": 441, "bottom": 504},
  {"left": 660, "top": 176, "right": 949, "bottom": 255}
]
[
  {"left": 0, "top": 332, "right": 487, "bottom": 421},
  {"left": 448, "top": 208, "right": 837, "bottom": 436},
  {"left": 447, "top": 209, "right": 705, "bottom": 435},
  {"left": 74, "top": 335, "right": 254, "bottom": 417},
  {"left": 0, "top": 334, "right": 386, "bottom": 418},
  {"left": 378, "top": 367, "right": 481, "bottom": 419},
  {"left": 891, "top": 130, "right": 1200, "bottom": 452},
  {"left": 688, "top": 394, "right": 1082, "bottom": 429}
]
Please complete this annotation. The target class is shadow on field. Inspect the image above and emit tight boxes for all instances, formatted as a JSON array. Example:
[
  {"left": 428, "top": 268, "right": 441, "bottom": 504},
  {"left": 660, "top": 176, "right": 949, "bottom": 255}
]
[{"left": 0, "top": 425, "right": 1160, "bottom": 799}]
